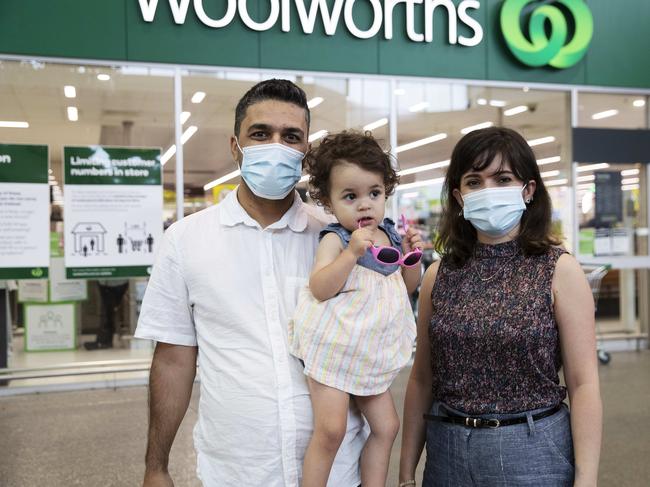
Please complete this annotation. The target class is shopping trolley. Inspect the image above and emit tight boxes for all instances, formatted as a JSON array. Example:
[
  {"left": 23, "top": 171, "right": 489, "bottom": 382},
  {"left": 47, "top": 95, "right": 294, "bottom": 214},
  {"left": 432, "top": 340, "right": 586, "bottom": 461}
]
[{"left": 581, "top": 264, "right": 612, "bottom": 365}]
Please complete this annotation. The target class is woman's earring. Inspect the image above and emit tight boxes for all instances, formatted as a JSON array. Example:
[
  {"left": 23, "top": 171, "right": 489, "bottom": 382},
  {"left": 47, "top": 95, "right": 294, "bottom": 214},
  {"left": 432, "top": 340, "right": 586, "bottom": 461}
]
[
  {"left": 525, "top": 198, "right": 531, "bottom": 204},
  {"left": 458, "top": 208, "right": 464, "bottom": 216}
]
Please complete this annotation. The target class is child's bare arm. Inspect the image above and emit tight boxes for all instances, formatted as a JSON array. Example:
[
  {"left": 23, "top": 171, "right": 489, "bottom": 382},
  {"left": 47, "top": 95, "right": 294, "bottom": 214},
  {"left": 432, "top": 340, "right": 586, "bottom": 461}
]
[
  {"left": 310, "top": 230, "right": 372, "bottom": 301},
  {"left": 401, "top": 228, "right": 423, "bottom": 294},
  {"left": 402, "top": 265, "right": 421, "bottom": 295}
]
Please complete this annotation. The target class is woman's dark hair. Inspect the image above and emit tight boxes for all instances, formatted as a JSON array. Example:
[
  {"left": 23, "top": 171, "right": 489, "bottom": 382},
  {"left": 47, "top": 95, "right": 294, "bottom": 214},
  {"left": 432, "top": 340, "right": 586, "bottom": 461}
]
[
  {"left": 305, "top": 131, "right": 399, "bottom": 208},
  {"left": 436, "top": 126, "right": 561, "bottom": 267},
  {"left": 234, "top": 79, "right": 310, "bottom": 137}
]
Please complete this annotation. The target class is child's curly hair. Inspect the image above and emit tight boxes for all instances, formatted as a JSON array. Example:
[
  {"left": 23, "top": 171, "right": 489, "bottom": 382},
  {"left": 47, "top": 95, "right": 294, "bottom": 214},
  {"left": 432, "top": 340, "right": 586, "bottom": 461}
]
[{"left": 305, "top": 130, "right": 399, "bottom": 208}]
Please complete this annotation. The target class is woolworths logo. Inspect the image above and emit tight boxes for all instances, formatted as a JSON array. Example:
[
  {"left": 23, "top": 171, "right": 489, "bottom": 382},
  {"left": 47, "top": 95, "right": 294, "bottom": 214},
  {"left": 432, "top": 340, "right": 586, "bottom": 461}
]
[
  {"left": 500, "top": 0, "right": 594, "bottom": 69},
  {"left": 31, "top": 268, "right": 44, "bottom": 278}
]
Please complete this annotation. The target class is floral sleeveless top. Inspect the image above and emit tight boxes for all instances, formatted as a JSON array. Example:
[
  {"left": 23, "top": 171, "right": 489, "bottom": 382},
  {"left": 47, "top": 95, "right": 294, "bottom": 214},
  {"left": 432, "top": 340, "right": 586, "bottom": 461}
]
[{"left": 429, "top": 239, "right": 568, "bottom": 414}]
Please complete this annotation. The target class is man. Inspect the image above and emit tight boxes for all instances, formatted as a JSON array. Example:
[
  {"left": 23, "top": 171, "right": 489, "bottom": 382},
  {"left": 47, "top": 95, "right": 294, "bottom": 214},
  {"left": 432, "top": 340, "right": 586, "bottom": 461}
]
[
  {"left": 84, "top": 279, "right": 129, "bottom": 350},
  {"left": 135, "top": 79, "right": 366, "bottom": 487}
]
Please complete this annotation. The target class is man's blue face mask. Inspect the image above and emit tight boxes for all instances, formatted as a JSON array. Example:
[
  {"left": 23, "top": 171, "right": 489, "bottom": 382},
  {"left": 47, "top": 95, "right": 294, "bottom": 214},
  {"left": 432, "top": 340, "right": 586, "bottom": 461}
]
[
  {"left": 236, "top": 139, "right": 304, "bottom": 200},
  {"left": 461, "top": 185, "right": 528, "bottom": 237}
]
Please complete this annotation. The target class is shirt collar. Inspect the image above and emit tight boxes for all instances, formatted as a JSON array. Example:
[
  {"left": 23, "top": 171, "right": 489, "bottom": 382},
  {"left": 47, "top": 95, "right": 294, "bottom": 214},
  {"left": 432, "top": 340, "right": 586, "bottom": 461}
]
[{"left": 221, "top": 186, "right": 308, "bottom": 232}]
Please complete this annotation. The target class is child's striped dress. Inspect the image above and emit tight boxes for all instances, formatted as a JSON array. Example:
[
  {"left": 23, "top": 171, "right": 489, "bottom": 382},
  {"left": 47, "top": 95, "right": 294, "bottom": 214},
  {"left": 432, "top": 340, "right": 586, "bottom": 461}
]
[{"left": 288, "top": 220, "right": 416, "bottom": 396}]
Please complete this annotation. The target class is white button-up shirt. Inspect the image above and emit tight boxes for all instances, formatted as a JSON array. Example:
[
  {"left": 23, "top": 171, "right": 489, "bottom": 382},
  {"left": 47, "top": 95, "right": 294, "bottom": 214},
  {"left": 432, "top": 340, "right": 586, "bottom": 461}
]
[{"left": 135, "top": 189, "right": 366, "bottom": 487}]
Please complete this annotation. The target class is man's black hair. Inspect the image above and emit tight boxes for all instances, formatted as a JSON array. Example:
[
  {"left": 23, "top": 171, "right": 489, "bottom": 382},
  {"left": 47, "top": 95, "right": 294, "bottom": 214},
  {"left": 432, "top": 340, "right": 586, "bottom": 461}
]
[{"left": 234, "top": 79, "right": 310, "bottom": 137}]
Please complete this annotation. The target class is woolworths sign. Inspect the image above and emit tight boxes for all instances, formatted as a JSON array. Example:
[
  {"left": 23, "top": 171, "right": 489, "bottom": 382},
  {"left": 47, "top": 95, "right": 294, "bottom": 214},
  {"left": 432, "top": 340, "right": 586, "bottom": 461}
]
[
  {"left": 500, "top": 0, "right": 593, "bottom": 68},
  {"left": 138, "top": 0, "right": 484, "bottom": 45},
  {"left": 138, "top": 0, "right": 593, "bottom": 68}
]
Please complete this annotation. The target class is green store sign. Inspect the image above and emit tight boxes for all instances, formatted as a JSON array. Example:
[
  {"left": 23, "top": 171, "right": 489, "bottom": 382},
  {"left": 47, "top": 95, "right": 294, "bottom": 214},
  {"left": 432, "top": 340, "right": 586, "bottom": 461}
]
[
  {"left": 139, "top": 0, "right": 486, "bottom": 46},
  {"left": 1, "top": 0, "right": 648, "bottom": 89},
  {"left": 500, "top": 0, "right": 594, "bottom": 68},
  {"left": 138, "top": 0, "right": 593, "bottom": 70}
]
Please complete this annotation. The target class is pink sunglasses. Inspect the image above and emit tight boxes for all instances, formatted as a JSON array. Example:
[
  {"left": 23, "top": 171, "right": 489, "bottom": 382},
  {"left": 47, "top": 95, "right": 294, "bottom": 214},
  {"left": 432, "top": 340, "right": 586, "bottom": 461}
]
[{"left": 360, "top": 215, "right": 423, "bottom": 268}]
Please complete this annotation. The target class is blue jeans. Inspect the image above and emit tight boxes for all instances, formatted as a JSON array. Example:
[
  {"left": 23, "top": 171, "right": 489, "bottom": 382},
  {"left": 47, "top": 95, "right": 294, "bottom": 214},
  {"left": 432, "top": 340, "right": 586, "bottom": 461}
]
[{"left": 423, "top": 402, "right": 574, "bottom": 486}]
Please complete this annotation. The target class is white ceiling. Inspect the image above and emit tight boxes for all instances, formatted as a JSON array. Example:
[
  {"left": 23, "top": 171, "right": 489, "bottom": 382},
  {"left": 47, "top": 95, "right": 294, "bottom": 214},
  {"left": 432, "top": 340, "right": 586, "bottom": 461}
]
[{"left": 0, "top": 60, "right": 647, "bottom": 193}]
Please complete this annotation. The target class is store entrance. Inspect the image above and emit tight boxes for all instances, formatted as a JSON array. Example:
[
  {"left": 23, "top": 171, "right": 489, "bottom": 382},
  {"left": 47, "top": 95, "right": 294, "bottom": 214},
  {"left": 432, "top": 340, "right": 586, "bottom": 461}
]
[{"left": 573, "top": 127, "right": 650, "bottom": 352}]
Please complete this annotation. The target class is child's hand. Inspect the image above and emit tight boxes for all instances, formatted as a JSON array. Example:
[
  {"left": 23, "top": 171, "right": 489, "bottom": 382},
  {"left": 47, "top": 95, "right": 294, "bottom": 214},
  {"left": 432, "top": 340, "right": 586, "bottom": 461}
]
[
  {"left": 348, "top": 228, "right": 374, "bottom": 258},
  {"left": 402, "top": 228, "right": 424, "bottom": 254}
]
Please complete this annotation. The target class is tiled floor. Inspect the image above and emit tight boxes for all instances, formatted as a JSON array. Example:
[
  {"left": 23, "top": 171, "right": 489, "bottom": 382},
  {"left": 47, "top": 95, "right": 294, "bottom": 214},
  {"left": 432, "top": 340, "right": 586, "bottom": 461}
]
[{"left": 1, "top": 350, "right": 648, "bottom": 486}]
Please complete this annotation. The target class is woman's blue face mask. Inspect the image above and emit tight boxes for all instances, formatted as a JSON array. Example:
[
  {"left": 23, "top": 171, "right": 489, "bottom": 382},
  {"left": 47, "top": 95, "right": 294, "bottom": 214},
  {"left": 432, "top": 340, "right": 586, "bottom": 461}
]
[
  {"left": 461, "top": 185, "right": 527, "bottom": 237},
  {"left": 236, "top": 139, "right": 304, "bottom": 200}
]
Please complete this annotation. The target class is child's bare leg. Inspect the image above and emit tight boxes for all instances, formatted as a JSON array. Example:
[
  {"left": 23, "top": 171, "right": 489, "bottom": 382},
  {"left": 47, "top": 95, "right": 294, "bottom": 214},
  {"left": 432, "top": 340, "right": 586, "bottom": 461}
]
[
  {"left": 302, "top": 378, "right": 350, "bottom": 487},
  {"left": 354, "top": 390, "right": 400, "bottom": 487}
]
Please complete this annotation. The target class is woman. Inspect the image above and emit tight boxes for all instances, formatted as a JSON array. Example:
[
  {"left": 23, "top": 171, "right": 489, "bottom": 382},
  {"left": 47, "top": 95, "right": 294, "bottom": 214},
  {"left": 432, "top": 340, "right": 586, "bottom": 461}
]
[{"left": 398, "top": 127, "right": 602, "bottom": 487}]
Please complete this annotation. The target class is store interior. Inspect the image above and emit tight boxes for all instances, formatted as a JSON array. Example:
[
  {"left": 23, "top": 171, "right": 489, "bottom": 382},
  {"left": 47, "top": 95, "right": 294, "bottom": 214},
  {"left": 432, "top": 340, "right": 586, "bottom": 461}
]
[{"left": 1, "top": 59, "right": 648, "bottom": 391}]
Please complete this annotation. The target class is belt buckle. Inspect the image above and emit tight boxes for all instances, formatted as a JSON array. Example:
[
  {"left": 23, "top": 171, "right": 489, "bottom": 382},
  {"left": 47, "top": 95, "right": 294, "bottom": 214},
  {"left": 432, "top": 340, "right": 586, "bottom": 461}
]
[{"left": 486, "top": 418, "right": 500, "bottom": 429}]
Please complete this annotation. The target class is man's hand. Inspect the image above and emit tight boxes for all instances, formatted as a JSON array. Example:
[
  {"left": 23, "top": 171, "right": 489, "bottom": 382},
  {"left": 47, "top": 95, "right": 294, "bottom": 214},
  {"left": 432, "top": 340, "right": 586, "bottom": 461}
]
[
  {"left": 402, "top": 227, "right": 424, "bottom": 254},
  {"left": 143, "top": 469, "right": 174, "bottom": 487}
]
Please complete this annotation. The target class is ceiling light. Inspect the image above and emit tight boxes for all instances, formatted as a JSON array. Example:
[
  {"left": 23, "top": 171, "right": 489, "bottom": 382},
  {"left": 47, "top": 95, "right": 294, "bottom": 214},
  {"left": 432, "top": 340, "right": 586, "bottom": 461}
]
[
  {"left": 309, "top": 130, "right": 328, "bottom": 142},
  {"left": 396, "top": 133, "right": 447, "bottom": 153},
  {"left": 180, "top": 111, "right": 191, "bottom": 124},
  {"left": 67, "top": 106, "right": 78, "bottom": 122},
  {"left": 489, "top": 100, "right": 506, "bottom": 107},
  {"left": 577, "top": 183, "right": 595, "bottom": 190},
  {"left": 398, "top": 160, "right": 450, "bottom": 176},
  {"left": 64, "top": 85, "right": 76, "bottom": 98},
  {"left": 545, "top": 178, "right": 568, "bottom": 187},
  {"left": 577, "top": 175, "right": 595, "bottom": 182},
  {"left": 363, "top": 118, "right": 388, "bottom": 131},
  {"left": 504, "top": 105, "right": 529, "bottom": 117},
  {"left": 204, "top": 169, "right": 241, "bottom": 191},
  {"left": 400, "top": 192, "right": 420, "bottom": 199},
  {"left": 460, "top": 122, "right": 493, "bottom": 135},
  {"left": 97, "top": 74, "right": 110, "bottom": 81},
  {"left": 307, "top": 97, "right": 324, "bottom": 109},
  {"left": 476, "top": 98, "right": 487, "bottom": 106},
  {"left": 622, "top": 184, "right": 639, "bottom": 191},
  {"left": 541, "top": 170, "right": 560, "bottom": 178},
  {"left": 621, "top": 169, "right": 640, "bottom": 176},
  {"left": 408, "top": 102, "right": 429, "bottom": 113},
  {"left": 181, "top": 125, "right": 198, "bottom": 144},
  {"left": 632, "top": 99, "right": 646, "bottom": 108},
  {"left": 161, "top": 145, "right": 177, "bottom": 166},
  {"left": 577, "top": 163, "right": 610, "bottom": 172},
  {"left": 0, "top": 121, "right": 29, "bottom": 128},
  {"left": 397, "top": 177, "right": 446, "bottom": 191},
  {"left": 527, "top": 136, "right": 555, "bottom": 146},
  {"left": 591, "top": 109, "right": 619, "bottom": 120},
  {"left": 161, "top": 126, "right": 199, "bottom": 166},
  {"left": 581, "top": 192, "right": 593, "bottom": 214},
  {"left": 394, "top": 88, "right": 406, "bottom": 96},
  {"left": 191, "top": 91, "right": 206, "bottom": 103},
  {"left": 536, "top": 156, "right": 561, "bottom": 165},
  {"left": 622, "top": 177, "right": 640, "bottom": 185}
]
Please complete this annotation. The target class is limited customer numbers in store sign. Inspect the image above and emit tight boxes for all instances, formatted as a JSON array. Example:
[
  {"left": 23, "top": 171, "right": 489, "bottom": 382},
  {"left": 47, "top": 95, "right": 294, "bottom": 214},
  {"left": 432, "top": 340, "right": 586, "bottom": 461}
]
[{"left": 138, "top": 0, "right": 485, "bottom": 46}]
